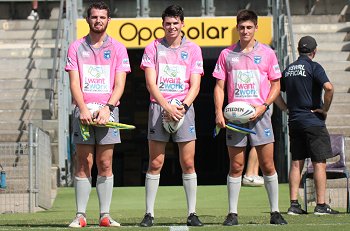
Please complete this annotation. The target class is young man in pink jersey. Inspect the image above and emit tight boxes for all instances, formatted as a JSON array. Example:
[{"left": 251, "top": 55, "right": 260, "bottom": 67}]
[
  {"left": 139, "top": 5, "right": 204, "bottom": 227},
  {"left": 65, "top": 1, "right": 130, "bottom": 228},
  {"left": 213, "top": 9, "right": 287, "bottom": 225}
]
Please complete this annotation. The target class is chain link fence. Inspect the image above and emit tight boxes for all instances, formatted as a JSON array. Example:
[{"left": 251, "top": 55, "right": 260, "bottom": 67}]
[{"left": 0, "top": 123, "right": 52, "bottom": 213}]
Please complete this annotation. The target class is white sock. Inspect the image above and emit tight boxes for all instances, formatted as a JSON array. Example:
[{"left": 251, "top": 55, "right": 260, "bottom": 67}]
[
  {"left": 96, "top": 175, "right": 114, "bottom": 214},
  {"left": 145, "top": 173, "right": 160, "bottom": 217},
  {"left": 183, "top": 173, "right": 197, "bottom": 215},
  {"left": 74, "top": 176, "right": 92, "bottom": 214},
  {"left": 263, "top": 172, "right": 279, "bottom": 212},
  {"left": 227, "top": 175, "right": 241, "bottom": 214}
]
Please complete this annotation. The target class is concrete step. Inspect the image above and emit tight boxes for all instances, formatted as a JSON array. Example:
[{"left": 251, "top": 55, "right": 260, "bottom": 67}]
[
  {"left": 332, "top": 84, "right": 350, "bottom": 93},
  {"left": 1, "top": 69, "right": 51, "bottom": 79},
  {"left": 0, "top": 20, "right": 59, "bottom": 30},
  {"left": 327, "top": 126, "right": 350, "bottom": 137},
  {"left": 329, "top": 103, "right": 350, "bottom": 114},
  {"left": 317, "top": 61, "right": 350, "bottom": 71},
  {"left": 0, "top": 39, "right": 56, "bottom": 49},
  {"left": 326, "top": 70, "right": 350, "bottom": 82},
  {"left": 333, "top": 93, "right": 350, "bottom": 103},
  {"left": 0, "top": 130, "right": 28, "bottom": 142},
  {"left": 327, "top": 72, "right": 350, "bottom": 92},
  {"left": 291, "top": 33, "right": 350, "bottom": 43},
  {"left": 0, "top": 30, "right": 56, "bottom": 40},
  {"left": 326, "top": 114, "right": 350, "bottom": 126},
  {"left": 0, "top": 89, "right": 49, "bottom": 100},
  {"left": 292, "top": 22, "right": 350, "bottom": 34},
  {"left": 0, "top": 58, "right": 54, "bottom": 69},
  {"left": 289, "top": 0, "right": 349, "bottom": 16},
  {"left": 0, "top": 129, "right": 55, "bottom": 142},
  {"left": 0, "top": 119, "right": 57, "bottom": 130},
  {"left": 0, "top": 121, "right": 25, "bottom": 130},
  {"left": 0, "top": 109, "right": 51, "bottom": 120},
  {"left": 0, "top": 99, "right": 49, "bottom": 110},
  {"left": 290, "top": 15, "right": 341, "bottom": 24},
  {"left": 316, "top": 42, "right": 350, "bottom": 52},
  {"left": 313, "top": 52, "right": 350, "bottom": 62},
  {"left": 0, "top": 79, "right": 50, "bottom": 89},
  {"left": 0, "top": 48, "right": 54, "bottom": 58}
]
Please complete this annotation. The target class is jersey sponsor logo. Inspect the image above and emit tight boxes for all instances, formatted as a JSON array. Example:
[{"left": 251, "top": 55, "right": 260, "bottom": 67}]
[
  {"left": 273, "top": 64, "right": 281, "bottom": 74},
  {"left": 158, "top": 63, "right": 186, "bottom": 93},
  {"left": 233, "top": 70, "right": 260, "bottom": 99},
  {"left": 104, "top": 50, "right": 111, "bottom": 60},
  {"left": 285, "top": 64, "right": 306, "bottom": 77},
  {"left": 254, "top": 56, "right": 262, "bottom": 64},
  {"left": 83, "top": 64, "right": 111, "bottom": 93},
  {"left": 181, "top": 51, "right": 189, "bottom": 60}
]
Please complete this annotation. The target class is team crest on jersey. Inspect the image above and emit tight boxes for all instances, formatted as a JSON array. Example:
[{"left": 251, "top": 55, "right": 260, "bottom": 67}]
[
  {"left": 254, "top": 56, "right": 262, "bottom": 64},
  {"left": 104, "top": 50, "right": 111, "bottom": 60},
  {"left": 181, "top": 51, "right": 188, "bottom": 60}
]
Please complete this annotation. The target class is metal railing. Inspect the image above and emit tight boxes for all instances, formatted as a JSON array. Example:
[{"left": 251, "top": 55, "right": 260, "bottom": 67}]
[{"left": 0, "top": 123, "right": 52, "bottom": 213}]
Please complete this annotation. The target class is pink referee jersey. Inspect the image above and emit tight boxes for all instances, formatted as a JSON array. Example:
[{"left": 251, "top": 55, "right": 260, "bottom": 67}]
[
  {"left": 65, "top": 35, "right": 131, "bottom": 106},
  {"left": 140, "top": 37, "right": 204, "bottom": 102},
  {"left": 212, "top": 41, "right": 281, "bottom": 105}
]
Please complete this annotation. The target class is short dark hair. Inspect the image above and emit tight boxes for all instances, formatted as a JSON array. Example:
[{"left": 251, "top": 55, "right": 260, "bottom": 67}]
[
  {"left": 87, "top": 1, "right": 110, "bottom": 18},
  {"left": 236, "top": 9, "right": 258, "bottom": 25},
  {"left": 162, "top": 5, "right": 184, "bottom": 21}
]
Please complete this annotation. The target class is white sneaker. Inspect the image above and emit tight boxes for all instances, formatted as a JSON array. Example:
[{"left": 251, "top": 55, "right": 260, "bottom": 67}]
[
  {"left": 68, "top": 214, "right": 87, "bottom": 228},
  {"left": 242, "top": 175, "right": 264, "bottom": 186},
  {"left": 99, "top": 214, "right": 121, "bottom": 227},
  {"left": 27, "top": 10, "right": 39, "bottom": 20}
]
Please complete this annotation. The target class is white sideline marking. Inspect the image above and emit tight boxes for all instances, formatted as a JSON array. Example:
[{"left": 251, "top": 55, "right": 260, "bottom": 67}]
[{"left": 169, "top": 226, "right": 189, "bottom": 231}]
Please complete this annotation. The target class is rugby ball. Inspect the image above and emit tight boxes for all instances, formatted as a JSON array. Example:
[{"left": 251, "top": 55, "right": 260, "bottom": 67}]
[
  {"left": 224, "top": 101, "right": 255, "bottom": 124},
  {"left": 163, "top": 98, "right": 185, "bottom": 133}
]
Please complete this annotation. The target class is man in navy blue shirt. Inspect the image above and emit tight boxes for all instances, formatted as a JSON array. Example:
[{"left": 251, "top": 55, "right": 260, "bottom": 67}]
[{"left": 275, "top": 36, "right": 338, "bottom": 215}]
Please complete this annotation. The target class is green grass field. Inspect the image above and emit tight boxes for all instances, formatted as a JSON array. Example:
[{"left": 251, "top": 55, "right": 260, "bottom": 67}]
[{"left": 0, "top": 184, "right": 349, "bottom": 230}]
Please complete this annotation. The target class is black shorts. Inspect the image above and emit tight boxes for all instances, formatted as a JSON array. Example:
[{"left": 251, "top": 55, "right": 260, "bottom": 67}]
[{"left": 289, "top": 126, "right": 333, "bottom": 162}]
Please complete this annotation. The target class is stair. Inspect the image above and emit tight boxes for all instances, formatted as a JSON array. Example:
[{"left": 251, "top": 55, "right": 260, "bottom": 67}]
[{"left": 0, "top": 19, "right": 59, "bottom": 165}]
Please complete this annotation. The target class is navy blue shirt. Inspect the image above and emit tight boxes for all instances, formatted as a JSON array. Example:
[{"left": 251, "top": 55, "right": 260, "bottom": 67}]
[{"left": 281, "top": 55, "right": 330, "bottom": 129}]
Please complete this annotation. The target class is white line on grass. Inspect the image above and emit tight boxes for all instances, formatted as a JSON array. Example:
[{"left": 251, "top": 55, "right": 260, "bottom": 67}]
[{"left": 169, "top": 226, "right": 189, "bottom": 231}]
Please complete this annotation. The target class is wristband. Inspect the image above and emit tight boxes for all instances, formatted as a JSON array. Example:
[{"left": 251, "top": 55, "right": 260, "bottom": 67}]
[
  {"left": 106, "top": 103, "right": 115, "bottom": 112},
  {"left": 263, "top": 103, "right": 270, "bottom": 111},
  {"left": 182, "top": 103, "right": 189, "bottom": 112}
]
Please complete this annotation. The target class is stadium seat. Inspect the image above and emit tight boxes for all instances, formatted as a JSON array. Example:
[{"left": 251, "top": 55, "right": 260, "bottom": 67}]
[{"left": 301, "top": 134, "right": 350, "bottom": 213}]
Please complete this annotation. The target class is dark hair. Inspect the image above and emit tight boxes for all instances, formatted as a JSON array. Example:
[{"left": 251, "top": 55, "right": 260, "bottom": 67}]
[
  {"left": 236, "top": 9, "right": 258, "bottom": 25},
  {"left": 162, "top": 5, "right": 184, "bottom": 21},
  {"left": 87, "top": 1, "right": 110, "bottom": 18}
]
